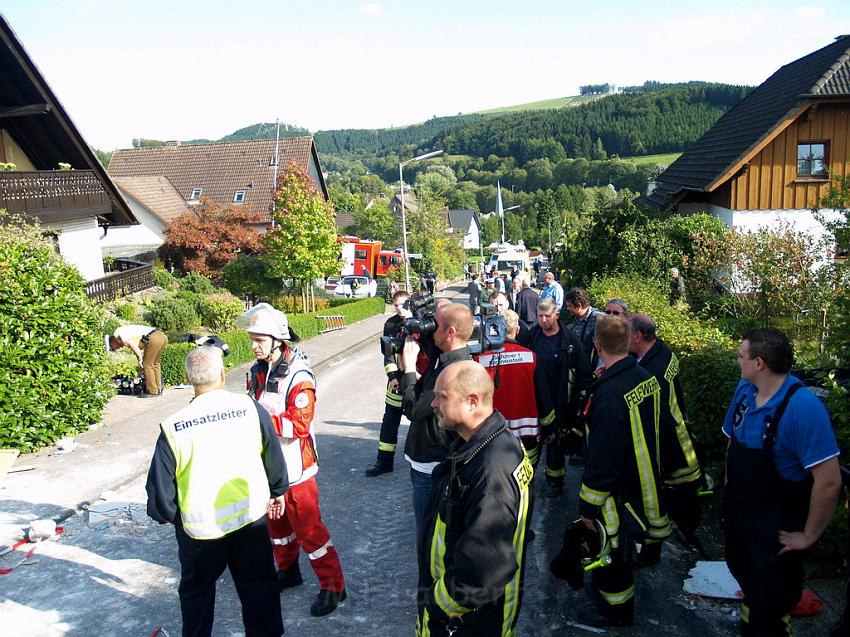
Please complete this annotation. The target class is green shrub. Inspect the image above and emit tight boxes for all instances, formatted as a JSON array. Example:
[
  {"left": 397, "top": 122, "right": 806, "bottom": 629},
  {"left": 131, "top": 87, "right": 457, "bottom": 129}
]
[
  {"left": 102, "top": 314, "right": 120, "bottom": 337},
  {"left": 152, "top": 266, "right": 178, "bottom": 290},
  {"left": 180, "top": 272, "right": 215, "bottom": 295},
  {"left": 218, "top": 330, "right": 255, "bottom": 368},
  {"left": 198, "top": 292, "right": 245, "bottom": 331},
  {"left": 107, "top": 352, "right": 139, "bottom": 379},
  {"left": 114, "top": 303, "right": 136, "bottom": 321},
  {"left": 160, "top": 343, "right": 195, "bottom": 386},
  {"left": 144, "top": 295, "right": 199, "bottom": 334},
  {"left": 0, "top": 213, "right": 113, "bottom": 451}
]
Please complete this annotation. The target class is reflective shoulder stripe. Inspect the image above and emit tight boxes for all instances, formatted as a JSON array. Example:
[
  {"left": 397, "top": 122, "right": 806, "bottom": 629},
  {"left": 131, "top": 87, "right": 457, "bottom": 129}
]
[{"left": 434, "top": 576, "right": 471, "bottom": 617}]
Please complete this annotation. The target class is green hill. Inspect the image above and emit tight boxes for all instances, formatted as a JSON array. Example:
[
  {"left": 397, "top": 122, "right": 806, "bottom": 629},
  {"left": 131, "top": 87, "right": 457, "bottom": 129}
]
[{"left": 473, "top": 94, "right": 602, "bottom": 114}]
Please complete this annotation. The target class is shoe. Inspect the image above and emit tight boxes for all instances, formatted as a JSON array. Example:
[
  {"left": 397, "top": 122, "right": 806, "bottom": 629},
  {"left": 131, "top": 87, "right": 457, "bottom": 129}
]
[
  {"left": 310, "top": 588, "right": 347, "bottom": 617},
  {"left": 576, "top": 606, "right": 633, "bottom": 628},
  {"left": 365, "top": 459, "right": 393, "bottom": 477},
  {"left": 543, "top": 480, "right": 564, "bottom": 498},
  {"left": 568, "top": 454, "right": 586, "bottom": 466},
  {"left": 277, "top": 563, "right": 303, "bottom": 591}
]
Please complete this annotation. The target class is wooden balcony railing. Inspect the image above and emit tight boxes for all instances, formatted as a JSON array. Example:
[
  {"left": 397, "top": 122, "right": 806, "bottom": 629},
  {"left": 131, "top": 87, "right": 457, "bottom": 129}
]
[
  {"left": 86, "top": 259, "right": 154, "bottom": 302},
  {"left": 0, "top": 170, "right": 111, "bottom": 213}
]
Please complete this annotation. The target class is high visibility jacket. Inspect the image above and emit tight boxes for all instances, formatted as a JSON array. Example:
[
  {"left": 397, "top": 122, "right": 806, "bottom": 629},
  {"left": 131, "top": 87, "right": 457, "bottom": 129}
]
[
  {"left": 579, "top": 357, "right": 670, "bottom": 548},
  {"left": 637, "top": 339, "right": 701, "bottom": 486},
  {"left": 417, "top": 412, "right": 532, "bottom": 637},
  {"left": 251, "top": 349, "right": 319, "bottom": 486},
  {"left": 160, "top": 390, "right": 272, "bottom": 540},
  {"left": 383, "top": 314, "right": 405, "bottom": 408},
  {"left": 474, "top": 341, "right": 555, "bottom": 440}
]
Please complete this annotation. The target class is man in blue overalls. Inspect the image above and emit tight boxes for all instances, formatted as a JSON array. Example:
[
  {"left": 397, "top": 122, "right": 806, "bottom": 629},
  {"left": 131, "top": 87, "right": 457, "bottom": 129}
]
[{"left": 723, "top": 328, "right": 841, "bottom": 636}]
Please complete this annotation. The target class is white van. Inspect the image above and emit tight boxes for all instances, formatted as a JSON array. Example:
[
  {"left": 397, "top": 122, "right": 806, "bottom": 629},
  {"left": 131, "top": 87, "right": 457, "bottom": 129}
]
[{"left": 486, "top": 242, "right": 531, "bottom": 278}]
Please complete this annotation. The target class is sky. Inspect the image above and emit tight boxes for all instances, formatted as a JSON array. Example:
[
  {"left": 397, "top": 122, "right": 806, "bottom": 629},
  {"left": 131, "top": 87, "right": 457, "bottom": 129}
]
[{"left": 4, "top": 0, "right": 850, "bottom": 150}]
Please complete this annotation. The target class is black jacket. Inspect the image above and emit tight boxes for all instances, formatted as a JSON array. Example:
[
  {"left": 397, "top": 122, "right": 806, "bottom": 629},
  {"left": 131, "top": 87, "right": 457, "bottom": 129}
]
[
  {"left": 514, "top": 287, "right": 539, "bottom": 330},
  {"left": 521, "top": 322, "right": 592, "bottom": 429},
  {"left": 382, "top": 314, "right": 405, "bottom": 381},
  {"left": 417, "top": 411, "right": 532, "bottom": 636},
  {"left": 403, "top": 347, "right": 472, "bottom": 464},
  {"left": 578, "top": 357, "right": 670, "bottom": 545},
  {"left": 637, "top": 340, "right": 701, "bottom": 486}
]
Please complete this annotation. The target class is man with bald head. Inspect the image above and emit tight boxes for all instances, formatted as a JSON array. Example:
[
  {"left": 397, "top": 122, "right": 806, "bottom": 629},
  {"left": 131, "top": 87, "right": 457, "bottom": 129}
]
[
  {"left": 416, "top": 361, "right": 532, "bottom": 637},
  {"left": 401, "top": 302, "right": 473, "bottom": 535},
  {"left": 629, "top": 313, "right": 702, "bottom": 564}
]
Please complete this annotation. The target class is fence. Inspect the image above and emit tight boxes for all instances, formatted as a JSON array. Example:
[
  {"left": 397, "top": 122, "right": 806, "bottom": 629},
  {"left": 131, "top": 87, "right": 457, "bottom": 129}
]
[{"left": 86, "top": 259, "right": 154, "bottom": 302}]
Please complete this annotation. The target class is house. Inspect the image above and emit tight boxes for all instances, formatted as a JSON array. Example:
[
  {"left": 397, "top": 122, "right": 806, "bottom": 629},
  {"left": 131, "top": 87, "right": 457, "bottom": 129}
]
[
  {"left": 108, "top": 137, "right": 334, "bottom": 231},
  {"left": 446, "top": 209, "right": 480, "bottom": 249},
  {"left": 647, "top": 35, "right": 850, "bottom": 249},
  {"left": 0, "top": 15, "right": 138, "bottom": 284},
  {"left": 102, "top": 175, "right": 192, "bottom": 261}
]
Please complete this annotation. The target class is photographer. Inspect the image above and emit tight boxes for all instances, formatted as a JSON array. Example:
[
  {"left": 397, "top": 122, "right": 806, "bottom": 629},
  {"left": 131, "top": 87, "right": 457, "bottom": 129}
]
[
  {"left": 366, "top": 290, "right": 412, "bottom": 477},
  {"left": 400, "top": 302, "right": 473, "bottom": 536}
]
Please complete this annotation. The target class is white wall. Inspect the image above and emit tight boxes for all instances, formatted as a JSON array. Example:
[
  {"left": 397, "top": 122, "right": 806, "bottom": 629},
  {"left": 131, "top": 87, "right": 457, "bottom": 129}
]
[
  {"left": 100, "top": 198, "right": 164, "bottom": 256},
  {"left": 463, "top": 219, "right": 480, "bottom": 250},
  {"left": 47, "top": 217, "right": 105, "bottom": 281}
]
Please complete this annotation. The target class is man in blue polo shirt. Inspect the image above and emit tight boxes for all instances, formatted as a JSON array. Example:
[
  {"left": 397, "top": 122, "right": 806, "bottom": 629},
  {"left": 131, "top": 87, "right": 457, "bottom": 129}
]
[{"left": 722, "top": 328, "right": 841, "bottom": 637}]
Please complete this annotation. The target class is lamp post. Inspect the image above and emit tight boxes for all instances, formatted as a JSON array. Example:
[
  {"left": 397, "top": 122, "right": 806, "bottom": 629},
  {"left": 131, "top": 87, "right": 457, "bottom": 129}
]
[
  {"left": 500, "top": 205, "right": 520, "bottom": 244},
  {"left": 399, "top": 149, "right": 443, "bottom": 291}
]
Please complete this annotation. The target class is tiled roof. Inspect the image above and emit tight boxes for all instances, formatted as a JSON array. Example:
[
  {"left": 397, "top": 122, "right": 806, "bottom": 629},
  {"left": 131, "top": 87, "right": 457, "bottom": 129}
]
[
  {"left": 112, "top": 176, "right": 192, "bottom": 225},
  {"left": 447, "top": 209, "right": 477, "bottom": 233},
  {"left": 648, "top": 35, "right": 850, "bottom": 210},
  {"left": 108, "top": 138, "right": 322, "bottom": 223}
]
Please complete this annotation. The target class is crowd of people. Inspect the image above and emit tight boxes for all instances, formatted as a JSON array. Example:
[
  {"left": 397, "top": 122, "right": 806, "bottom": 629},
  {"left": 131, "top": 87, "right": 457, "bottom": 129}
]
[{"left": 142, "top": 266, "right": 841, "bottom": 637}]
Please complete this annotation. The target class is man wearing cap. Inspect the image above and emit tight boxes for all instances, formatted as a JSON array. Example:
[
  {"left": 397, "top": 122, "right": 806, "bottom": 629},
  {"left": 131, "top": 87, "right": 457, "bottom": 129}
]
[
  {"left": 245, "top": 305, "right": 346, "bottom": 617},
  {"left": 108, "top": 324, "right": 168, "bottom": 396}
]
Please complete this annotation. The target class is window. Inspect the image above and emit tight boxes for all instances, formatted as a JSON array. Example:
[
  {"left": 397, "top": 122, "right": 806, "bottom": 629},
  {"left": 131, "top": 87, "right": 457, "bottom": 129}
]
[
  {"left": 796, "top": 142, "right": 827, "bottom": 177},
  {"left": 190, "top": 188, "right": 203, "bottom": 199},
  {"left": 233, "top": 190, "right": 246, "bottom": 204},
  {"left": 354, "top": 249, "right": 367, "bottom": 260}
]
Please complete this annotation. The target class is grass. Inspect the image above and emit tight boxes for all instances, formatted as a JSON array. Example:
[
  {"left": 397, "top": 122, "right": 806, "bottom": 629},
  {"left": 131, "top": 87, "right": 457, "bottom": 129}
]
[
  {"left": 623, "top": 152, "right": 681, "bottom": 166},
  {"left": 472, "top": 95, "right": 602, "bottom": 115}
]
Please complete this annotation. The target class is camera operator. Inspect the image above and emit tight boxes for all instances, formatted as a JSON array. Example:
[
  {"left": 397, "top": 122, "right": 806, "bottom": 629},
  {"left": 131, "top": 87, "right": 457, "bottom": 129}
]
[
  {"left": 400, "top": 302, "right": 473, "bottom": 536},
  {"left": 365, "top": 290, "right": 412, "bottom": 477}
]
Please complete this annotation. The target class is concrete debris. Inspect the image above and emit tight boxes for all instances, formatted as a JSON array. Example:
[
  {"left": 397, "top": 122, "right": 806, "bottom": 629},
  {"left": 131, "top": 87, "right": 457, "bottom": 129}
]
[
  {"left": 86, "top": 500, "right": 146, "bottom": 527},
  {"left": 683, "top": 560, "right": 742, "bottom": 600},
  {"left": 55, "top": 437, "right": 78, "bottom": 453}
]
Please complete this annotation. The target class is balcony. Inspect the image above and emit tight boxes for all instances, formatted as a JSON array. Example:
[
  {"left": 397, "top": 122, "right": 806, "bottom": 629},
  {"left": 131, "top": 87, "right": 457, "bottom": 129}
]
[
  {"left": 0, "top": 170, "right": 112, "bottom": 217},
  {"left": 85, "top": 258, "right": 154, "bottom": 302}
]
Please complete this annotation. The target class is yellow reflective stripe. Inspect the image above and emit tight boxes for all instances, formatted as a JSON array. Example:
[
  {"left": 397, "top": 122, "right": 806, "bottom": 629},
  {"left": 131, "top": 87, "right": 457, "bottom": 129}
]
[
  {"left": 539, "top": 410, "right": 555, "bottom": 427},
  {"left": 502, "top": 454, "right": 532, "bottom": 635},
  {"left": 546, "top": 467, "right": 566, "bottom": 478},
  {"left": 384, "top": 363, "right": 398, "bottom": 375},
  {"left": 740, "top": 602, "right": 750, "bottom": 623},
  {"left": 434, "top": 576, "right": 470, "bottom": 617},
  {"left": 385, "top": 387, "right": 402, "bottom": 406},
  {"left": 378, "top": 441, "right": 397, "bottom": 452},
  {"left": 579, "top": 484, "right": 609, "bottom": 506},
  {"left": 624, "top": 502, "right": 647, "bottom": 533},
  {"left": 601, "top": 497, "right": 620, "bottom": 548},
  {"left": 598, "top": 585, "right": 635, "bottom": 605},
  {"left": 782, "top": 614, "right": 792, "bottom": 636},
  {"left": 429, "top": 515, "right": 447, "bottom": 584},
  {"left": 665, "top": 465, "right": 702, "bottom": 486},
  {"left": 627, "top": 382, "right": 670, "bottom": 539},
  {"left": 525, "top": 444, "right": 540, "bottom": 467},
  {"left": 416, "top": 608, "right": 430, "bottom": 637}
]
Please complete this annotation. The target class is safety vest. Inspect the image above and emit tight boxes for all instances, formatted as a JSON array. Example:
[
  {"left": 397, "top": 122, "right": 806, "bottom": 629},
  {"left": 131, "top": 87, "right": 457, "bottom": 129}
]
[{"left": 161, "top": 390, "right": 270, "bottom": 540}]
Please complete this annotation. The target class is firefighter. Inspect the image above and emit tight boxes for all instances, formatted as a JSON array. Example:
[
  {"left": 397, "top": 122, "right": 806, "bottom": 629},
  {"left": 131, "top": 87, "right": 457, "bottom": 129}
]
[
  {"left": 723, "top": 328, "right": 840, "bottom": 636},
  {"left": 474, "top": 308, "right": 554, "bottom": 468},
  {"left": 577, "top": 314, "right": 670, "bottom": 627},
  {"left": 365, "top": 289, "right": 412, "bottom": 476},
  {"left": 145, "top": 345, "right": 287, "bottom": 637},
  {"left": 417, "top": 361, "right": 532, "bottom": 637},
  {"left": 244, "top": 305, "right": 347, "bottom": 617},
  {"left": 629, "top": 313, "right": 702, "bottom": 564}
]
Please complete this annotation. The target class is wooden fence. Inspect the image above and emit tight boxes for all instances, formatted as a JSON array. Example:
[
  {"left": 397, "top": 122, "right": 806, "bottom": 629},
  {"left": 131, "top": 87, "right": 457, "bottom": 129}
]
[{"left": 86, "top": 259, "right": 154, "bottom": 302}]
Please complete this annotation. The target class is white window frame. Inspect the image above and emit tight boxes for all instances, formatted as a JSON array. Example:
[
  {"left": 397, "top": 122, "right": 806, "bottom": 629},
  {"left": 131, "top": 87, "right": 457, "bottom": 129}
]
[
  {"left": 190, "top": 188, "right": 203, "bottom": 199},
  {"left": 233, "top": 190, "right": 247, "bottom": 204}
]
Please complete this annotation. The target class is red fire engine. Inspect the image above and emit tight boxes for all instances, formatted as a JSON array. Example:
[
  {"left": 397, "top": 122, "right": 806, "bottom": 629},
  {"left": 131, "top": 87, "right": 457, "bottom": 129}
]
[{"left": 339, "top": 237, "right": 404, "bottom": 278}]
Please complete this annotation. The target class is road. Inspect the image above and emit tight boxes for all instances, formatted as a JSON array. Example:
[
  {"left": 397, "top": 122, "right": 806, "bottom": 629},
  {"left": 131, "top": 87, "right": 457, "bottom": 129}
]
[{"left": 1, "top": 287, "right": 840, "bottom": 635}]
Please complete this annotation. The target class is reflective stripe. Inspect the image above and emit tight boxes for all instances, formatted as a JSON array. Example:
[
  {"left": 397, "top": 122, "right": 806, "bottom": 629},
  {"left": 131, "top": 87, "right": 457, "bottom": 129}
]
[
  {"left": 385, "top": 363, "right": 398, "bottom": 375},
  {"left": 579, "top": 484, "right": 609, "bottom": 506},
  {"left": 434, "top": 576, "right": 470, "bottom": 617},
  {"left": 740, "top": 602, "right": 750, "bottom": 623},
  {"left": 378, "top": 442, "right": 397, "bottom": 453},
  {"left": 665, "top": 355, "right": 701, "bottom": 482},
  {"left": 385, "top": 386, "right": 402, "bottom": 407},
  {"left": 601, "top": 497, "right": 620, "bottom": 549},
  {"left": 272, "top": 533, "right": 297, "bottom": 546},
  {"left": 525, "top": 444, "right": 540, "bottom": 466},
  {"left": 546, "top": 466, "right": 566, "bottom": 479},
  {"left": 539, "top": 410, "right": 555, "bottom": 427},
  {"left": 307, "top": 539, "right": 334, "bottom": 560},
  {"left": 502, "top": 454, "right": 532, "bottom": 635},
  {"left": 429, "top": 515, "right": 448, "bottom": 583},
  {"left": 215, "top": 496, "right": 251, "bottom": 520},
  {"left": 416, "top": 608, "right": 430, "bottom": 637},
  {"left": 599, "top": 584, "right": 635, "bottom": 605}
]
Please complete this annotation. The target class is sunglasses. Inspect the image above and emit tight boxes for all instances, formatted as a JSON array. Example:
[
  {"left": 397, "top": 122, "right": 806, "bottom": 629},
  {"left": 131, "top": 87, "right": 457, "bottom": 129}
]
[{"left": 605, "top": 310, "right": 623, "bottom": 316}]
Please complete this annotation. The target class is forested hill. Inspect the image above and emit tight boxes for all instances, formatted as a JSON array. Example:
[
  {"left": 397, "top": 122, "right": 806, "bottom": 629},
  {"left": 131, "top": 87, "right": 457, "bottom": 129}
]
[{"left": 314, "top": 83, "right": 752, "bottom": 162}]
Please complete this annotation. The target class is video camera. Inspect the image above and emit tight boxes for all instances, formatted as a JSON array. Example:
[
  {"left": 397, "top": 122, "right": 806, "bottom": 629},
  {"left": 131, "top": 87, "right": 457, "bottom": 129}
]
[
  {"left": 468, "top": 302, "right": 507, "bottom": 355},
  {"left": 380, "top": 293, "right": 437, "bottom": 358}
]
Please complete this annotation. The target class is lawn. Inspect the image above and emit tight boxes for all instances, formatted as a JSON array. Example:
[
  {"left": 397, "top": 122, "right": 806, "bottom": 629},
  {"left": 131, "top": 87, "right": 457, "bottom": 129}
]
[
  {"left": 624, "top": 152, "right": 681, "bottom": 166},
  {"left": 473, "top": 95, "right": 602, "bottom": 115}
]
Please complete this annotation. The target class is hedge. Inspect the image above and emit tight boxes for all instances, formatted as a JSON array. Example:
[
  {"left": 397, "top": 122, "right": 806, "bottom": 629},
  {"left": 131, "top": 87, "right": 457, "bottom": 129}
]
[
  {"left": 588, "top": 274, "right": 738, "bottom": 469},
  {"left": 158, "top": 296, "right": 386, "bottom": 386}
]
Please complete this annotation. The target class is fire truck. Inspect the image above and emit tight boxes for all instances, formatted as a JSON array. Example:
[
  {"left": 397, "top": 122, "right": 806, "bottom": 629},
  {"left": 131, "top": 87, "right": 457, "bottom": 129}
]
[{"left": 339, "top": 237, "right": 404, "bottom": 278}]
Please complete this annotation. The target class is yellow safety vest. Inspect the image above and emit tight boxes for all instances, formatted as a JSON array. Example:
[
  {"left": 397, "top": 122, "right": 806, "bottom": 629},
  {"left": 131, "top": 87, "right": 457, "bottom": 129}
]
[{"left": 161, "top": 390, "right": 270, "bottom": 539}]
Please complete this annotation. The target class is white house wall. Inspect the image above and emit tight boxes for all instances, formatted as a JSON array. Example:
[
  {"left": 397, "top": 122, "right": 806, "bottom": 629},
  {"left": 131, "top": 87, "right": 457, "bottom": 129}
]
[
  {"left": 100, "top": 198, "right": 164, "bottom": 258},
  {"left": 463, "top": 219, "right": 480, "bottom": 250},
  {"left": 677, "top": 202, "right": 831, "bottom": 244},
  {"left": 47, "top": 217, "right": 105, "bottom": 281}
]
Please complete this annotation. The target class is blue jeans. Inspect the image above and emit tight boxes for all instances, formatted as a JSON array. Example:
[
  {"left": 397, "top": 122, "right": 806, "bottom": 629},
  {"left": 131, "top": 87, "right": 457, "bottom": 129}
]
[{"left": 410, "top": 468, "right": 434, "bottom": 540}]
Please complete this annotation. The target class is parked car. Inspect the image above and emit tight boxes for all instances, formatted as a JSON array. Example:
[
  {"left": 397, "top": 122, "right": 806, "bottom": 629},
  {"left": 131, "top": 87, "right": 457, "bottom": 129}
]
[
  {"left": 323, "top": 275, "right": 341, "bottom": 293},
  {"left": 333, "top": 275, "right": 378, "bottom": 298}
]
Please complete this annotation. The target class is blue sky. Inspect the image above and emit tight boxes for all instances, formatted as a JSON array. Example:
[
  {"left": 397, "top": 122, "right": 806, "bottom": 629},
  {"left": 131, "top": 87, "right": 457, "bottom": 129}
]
[{"left": 4, "top": 1, "right": 850, "bottom": 150}]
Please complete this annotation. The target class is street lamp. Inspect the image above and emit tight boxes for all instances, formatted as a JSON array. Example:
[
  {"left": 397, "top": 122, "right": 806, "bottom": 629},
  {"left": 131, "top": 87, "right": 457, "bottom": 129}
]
[
  {"left": 399, "top": 149, "right": 443, "bottom": 291},
  {"left": 500, "top": 205, "right": 520, "bottom": 244}
]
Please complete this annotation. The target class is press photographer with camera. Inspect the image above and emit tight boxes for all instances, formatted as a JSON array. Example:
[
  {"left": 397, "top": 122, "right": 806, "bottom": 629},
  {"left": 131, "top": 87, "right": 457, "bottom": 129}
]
[{"left": 398, "top": 300, "right": 473, "bottom": 536}]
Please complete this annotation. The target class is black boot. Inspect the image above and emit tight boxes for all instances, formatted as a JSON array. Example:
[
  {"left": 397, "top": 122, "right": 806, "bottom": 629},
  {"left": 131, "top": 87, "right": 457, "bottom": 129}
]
[
  {"left": 277, "top": 562, "right": 303, "bottom": 591},
  {"left": 365, "top": 451, "right": 394, "bottom": 477},
  {"left": 310, "top": 588, "right": 347, "bottom": 616},
  {"left": 543, "top": 478, "right": 564, "bottom": 498}
]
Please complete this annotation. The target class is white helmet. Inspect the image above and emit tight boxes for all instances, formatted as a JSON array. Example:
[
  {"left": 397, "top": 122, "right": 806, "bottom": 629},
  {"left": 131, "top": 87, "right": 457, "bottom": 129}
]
[{"left": 237, "top": 303, "right": 298, "bottom": 342}]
